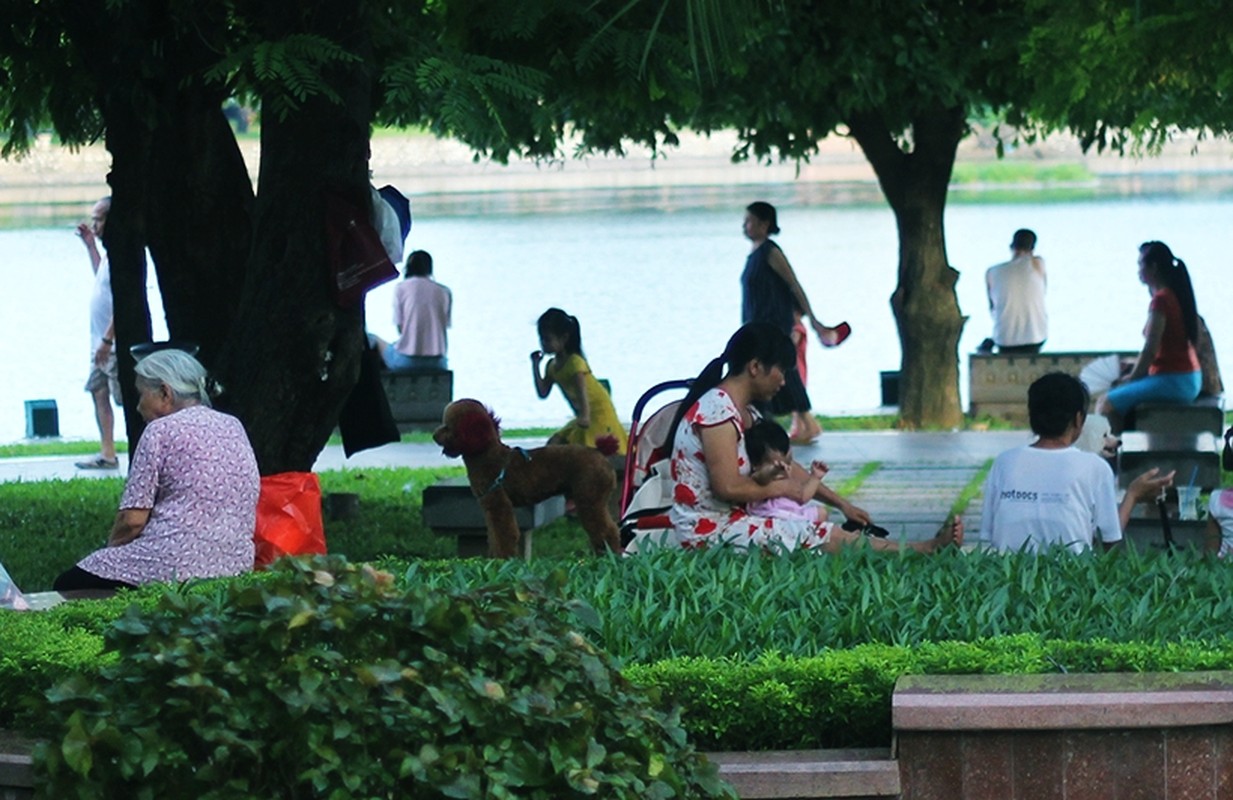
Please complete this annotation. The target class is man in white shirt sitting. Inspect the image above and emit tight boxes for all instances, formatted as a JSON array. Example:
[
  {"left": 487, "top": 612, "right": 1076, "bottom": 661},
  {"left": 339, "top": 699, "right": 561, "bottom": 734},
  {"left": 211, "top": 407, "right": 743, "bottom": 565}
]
[
  {"left": 980, "top": 372, "right": 1172, "bottom": 553},
  {"left": 984, "top": 228, "right": 1047, "bottom": 355}
]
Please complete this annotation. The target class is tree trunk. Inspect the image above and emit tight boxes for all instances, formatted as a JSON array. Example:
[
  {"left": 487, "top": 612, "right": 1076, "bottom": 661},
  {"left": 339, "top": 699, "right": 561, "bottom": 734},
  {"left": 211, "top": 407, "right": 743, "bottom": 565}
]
[
  {"left": 144, "top": 88, "right": 254, "bottom": 372},
  {"left": 101, "top": 113, "right": 156, "bottom": 445},
  {"left": 217, "top": 0, "right": 374, "bottom": 474},
  {"left": 847, "top": 107, "right": 968, "bottom": 429},
  {"left": 65, "top": 0, "right": 253, "bottom": 449}
]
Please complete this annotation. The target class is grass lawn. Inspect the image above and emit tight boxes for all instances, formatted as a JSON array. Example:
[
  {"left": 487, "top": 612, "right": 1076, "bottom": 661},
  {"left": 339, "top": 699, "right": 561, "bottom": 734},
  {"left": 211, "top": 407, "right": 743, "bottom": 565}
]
[{"left": 0, "top": 465, "right": 604, "bottom": 593}]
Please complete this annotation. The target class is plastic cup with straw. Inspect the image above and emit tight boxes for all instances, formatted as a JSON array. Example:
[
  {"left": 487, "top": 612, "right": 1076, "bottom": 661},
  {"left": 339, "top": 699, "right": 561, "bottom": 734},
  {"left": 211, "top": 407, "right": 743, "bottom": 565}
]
[{"left": 1178, "top": 466, "right": 1201, "bottom": 521}]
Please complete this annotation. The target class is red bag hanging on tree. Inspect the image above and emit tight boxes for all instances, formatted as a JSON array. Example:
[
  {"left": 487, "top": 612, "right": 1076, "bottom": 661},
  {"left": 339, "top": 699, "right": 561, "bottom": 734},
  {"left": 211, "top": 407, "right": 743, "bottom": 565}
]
[{"left": 253, "top": 472, "right": 327, "bottom": 569}]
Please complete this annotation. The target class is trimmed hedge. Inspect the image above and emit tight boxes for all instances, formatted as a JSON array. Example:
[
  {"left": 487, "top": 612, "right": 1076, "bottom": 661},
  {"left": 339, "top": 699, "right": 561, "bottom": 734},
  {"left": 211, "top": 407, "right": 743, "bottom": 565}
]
[
  {"left": 6, "top": 548, "right": 1233, "bottom": 748},
  {"left": 35, "top": 559, "right": 734, "bottom": 799}
]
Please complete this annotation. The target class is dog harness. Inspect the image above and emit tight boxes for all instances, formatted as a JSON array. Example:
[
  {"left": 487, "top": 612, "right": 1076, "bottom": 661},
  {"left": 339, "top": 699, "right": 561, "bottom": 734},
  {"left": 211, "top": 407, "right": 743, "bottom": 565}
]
[{"left": 478, "top": 447, "right": 531, "bottom": 499}]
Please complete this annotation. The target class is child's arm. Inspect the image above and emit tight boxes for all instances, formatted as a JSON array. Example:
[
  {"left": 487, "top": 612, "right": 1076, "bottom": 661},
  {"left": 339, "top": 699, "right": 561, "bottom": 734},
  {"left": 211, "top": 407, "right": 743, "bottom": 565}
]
[
  {"left": 786, "top": 460, "right": 870, "bottom": 526},
  {"left": 530, "top": 351, "right": 553, "bottom": 398},
  {"left": 573, "top": 371, "right": 591, "bottom": 428}
]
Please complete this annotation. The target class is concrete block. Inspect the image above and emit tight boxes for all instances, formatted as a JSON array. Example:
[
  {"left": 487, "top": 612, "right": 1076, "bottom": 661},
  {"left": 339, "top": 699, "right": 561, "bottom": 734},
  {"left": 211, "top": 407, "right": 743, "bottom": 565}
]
[
  {"left": 23, "top": 399, "right": 58, "bottom": 438},
  {"left": 1118, "top": 431, "right": 1220, "bottom": 489},
  {"left": 380, "top": 370, "right": 452, "bottom": 431}
]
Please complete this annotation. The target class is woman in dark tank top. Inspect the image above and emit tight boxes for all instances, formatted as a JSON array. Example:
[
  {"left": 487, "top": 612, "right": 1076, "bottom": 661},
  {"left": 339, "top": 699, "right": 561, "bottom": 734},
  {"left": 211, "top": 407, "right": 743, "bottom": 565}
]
[{"left": 740, "top": 201, "right": 850, "bottom": 443}]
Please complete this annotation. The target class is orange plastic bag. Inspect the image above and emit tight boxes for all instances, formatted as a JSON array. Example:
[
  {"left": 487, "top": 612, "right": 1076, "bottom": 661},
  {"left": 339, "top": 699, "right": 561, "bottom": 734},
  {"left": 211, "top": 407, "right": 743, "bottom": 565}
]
[{"left": 253, "top": 472, "right": 327, "bottom": 569}]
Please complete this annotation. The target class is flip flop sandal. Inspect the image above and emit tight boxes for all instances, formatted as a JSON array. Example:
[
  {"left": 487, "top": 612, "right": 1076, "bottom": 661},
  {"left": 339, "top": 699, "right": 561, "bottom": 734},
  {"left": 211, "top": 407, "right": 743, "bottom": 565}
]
[
  {"left": 75, "top": 456, "right": 119, "bottom": 470},
  {"left": 840, "top": 519, "right": 890, "bottom": 538},
  {"left": 823, "top": 321, "right": 852, "bottom": 348}
]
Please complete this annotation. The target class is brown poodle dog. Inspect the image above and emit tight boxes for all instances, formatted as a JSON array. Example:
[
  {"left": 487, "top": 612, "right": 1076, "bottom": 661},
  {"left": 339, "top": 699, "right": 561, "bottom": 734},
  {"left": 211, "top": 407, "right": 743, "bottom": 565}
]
[{"left": 433, "top": 399, "right": 622, "bottom": 558}]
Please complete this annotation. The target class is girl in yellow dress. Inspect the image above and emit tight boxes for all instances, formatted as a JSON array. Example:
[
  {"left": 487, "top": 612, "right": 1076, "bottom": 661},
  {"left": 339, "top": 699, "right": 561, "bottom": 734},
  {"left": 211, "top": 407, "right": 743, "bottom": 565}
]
[{"left": 530, "top": 308, "right": 628, "bottom": 455}]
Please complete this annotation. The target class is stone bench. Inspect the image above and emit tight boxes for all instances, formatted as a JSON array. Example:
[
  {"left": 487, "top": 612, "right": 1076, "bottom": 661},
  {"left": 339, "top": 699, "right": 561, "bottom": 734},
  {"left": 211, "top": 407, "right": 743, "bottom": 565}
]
[
  {"left": 1125, "top": 397, "right": 1224, "bottom": 436},
  {"left": 380, "top": 370, "right": 453, "bottom": 432},
  {"left": 1118, "top": 430, "right": 1220, "bottom": 490},
  {"left": 420, "top": 476, "right": 565, "bottom": 558},
  {"left": 893, "top": 671, "right": 1233, "bottom": 799},
  {"left": 969, "top": 351, "right": 1136, "bottom": 424}
]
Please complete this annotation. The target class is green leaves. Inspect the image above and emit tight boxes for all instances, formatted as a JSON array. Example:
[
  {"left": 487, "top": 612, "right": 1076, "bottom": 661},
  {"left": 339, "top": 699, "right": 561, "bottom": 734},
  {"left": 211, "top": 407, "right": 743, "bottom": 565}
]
[{"left": 33, "top": 555, "right": 734, "bottom": 799}]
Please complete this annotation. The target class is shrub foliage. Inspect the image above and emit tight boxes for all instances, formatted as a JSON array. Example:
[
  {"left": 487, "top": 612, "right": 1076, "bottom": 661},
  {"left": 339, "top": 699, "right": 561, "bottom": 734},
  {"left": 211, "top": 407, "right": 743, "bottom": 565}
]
[{"left": 34, "top": 557, "right": 734, "bottom": 800}]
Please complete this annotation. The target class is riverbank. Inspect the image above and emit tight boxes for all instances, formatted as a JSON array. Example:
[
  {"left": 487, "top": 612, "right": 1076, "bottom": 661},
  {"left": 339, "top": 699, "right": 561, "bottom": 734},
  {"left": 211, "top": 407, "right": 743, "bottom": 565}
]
[{"left": 4, "top": 128, "right": 1233, "bottom": 225}]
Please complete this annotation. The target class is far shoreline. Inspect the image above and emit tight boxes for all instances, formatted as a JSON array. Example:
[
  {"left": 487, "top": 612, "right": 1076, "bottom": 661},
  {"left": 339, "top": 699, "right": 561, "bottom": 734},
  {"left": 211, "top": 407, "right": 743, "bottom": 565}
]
[{"left": 3, "top": 128, "right": 1233, "bottom": 227}]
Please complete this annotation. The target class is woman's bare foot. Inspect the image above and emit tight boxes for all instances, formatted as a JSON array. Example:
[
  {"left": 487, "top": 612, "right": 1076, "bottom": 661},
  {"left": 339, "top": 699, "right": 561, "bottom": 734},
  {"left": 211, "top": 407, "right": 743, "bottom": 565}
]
[
  {"left": 789, "top": 413, "right": 823, "bottom": 444},
  {"left": 916, "top": 516, "right": 963, "bottom": 552}
]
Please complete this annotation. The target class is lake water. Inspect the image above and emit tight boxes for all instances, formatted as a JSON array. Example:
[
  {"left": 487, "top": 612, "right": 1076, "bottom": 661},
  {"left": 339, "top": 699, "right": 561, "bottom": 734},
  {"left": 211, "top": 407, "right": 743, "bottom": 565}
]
[{"left": 2, "top": 196, "right": 1231, "bottom": 444}]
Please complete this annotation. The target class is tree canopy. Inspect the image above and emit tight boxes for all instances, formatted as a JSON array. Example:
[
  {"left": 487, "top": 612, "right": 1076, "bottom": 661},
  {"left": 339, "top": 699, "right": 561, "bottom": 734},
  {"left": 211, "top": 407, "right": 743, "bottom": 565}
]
[{"left": 3, "top": 0, "right": 1229, "bottom": 452}]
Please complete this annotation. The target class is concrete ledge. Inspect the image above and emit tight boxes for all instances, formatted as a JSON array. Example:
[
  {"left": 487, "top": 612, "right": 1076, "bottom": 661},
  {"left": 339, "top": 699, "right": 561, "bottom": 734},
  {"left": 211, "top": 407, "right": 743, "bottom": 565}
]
[
  {"left": 707, "top": 749, "right": 900, "bottom": 799},
  {"left": 380, "top": 370, "right": 452, "bottom": 432},
  {"left": 0, "top": 752, "right": 32, "bottom": 792},
  {"left": 894, "top": 672, "right": 1233, "bottom": 731},
  {"left": 969, "top": 351, "right": 1136, "bottom": 424}
]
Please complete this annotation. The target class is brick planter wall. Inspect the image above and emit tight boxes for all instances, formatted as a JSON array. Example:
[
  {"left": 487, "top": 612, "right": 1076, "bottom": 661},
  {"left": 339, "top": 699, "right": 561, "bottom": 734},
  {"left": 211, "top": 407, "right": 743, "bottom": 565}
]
[{"left": 894, "top": 672, "right": 1233, "bottom": 800}]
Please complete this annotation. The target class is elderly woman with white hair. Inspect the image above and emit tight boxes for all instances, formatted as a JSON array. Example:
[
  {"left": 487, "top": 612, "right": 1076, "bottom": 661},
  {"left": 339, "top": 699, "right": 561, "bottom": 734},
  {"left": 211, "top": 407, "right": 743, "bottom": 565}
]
[{"left": 53, "top": 350, "right": 260, "bottom": 591}]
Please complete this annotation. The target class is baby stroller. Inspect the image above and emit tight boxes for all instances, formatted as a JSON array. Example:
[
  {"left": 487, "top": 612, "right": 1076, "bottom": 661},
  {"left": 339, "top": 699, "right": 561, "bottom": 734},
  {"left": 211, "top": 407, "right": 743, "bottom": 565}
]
[{"left": 618, "top": 379, "right": 693, "bottom": 550}]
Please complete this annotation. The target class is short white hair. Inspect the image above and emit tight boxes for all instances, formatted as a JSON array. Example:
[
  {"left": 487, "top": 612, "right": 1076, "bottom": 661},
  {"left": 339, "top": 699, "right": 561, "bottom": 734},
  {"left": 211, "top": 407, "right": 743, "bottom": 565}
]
[{"left": 134, "top": 349, "right": 211, "bottom": 407}]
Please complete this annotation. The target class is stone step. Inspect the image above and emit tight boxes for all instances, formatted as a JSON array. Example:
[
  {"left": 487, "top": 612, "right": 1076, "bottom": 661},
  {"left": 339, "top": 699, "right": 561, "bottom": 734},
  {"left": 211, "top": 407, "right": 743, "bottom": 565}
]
[
  {"left": 1127, "top": 400, "right": 1224, "bottom": 437},
  {"left": 707, "top": 749, "right": 901, "bottom": 799},
  {"left": 1118, "top": 431, "right": 1220, "bottom": 490}
]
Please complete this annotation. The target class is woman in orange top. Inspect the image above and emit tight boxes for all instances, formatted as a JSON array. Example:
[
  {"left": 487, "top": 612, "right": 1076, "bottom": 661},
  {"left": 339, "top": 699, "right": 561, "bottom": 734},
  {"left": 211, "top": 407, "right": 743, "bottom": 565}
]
[{"left": 1100, "top": 241, "right": 1202, "bottom": 434}]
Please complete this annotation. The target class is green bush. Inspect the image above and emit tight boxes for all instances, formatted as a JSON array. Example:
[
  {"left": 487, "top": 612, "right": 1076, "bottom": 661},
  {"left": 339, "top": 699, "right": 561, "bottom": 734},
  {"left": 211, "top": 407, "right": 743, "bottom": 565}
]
[{"left": 34, "top": 557, "right": 734, "bottom": 800}]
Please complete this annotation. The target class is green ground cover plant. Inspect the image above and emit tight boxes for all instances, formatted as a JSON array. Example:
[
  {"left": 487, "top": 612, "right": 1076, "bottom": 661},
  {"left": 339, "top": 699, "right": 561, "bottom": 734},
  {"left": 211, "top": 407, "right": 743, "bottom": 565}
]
[{"left": 7, "top": 550, "right": 1233, "bottom": 751}]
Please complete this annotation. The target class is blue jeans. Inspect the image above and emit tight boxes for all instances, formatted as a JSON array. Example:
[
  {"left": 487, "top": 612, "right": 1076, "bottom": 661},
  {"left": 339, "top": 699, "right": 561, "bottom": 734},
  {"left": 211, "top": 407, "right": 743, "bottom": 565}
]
[
  {"left": 383, "top": 349, "right": 447, "bottom": 373},
  {"left": 1105, "top": 371, "right": 1201, "bottom": 415}
]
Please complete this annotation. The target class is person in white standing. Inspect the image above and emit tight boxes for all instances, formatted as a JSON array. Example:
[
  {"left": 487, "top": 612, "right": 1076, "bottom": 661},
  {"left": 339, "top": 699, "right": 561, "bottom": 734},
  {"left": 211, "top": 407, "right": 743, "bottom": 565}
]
[
  {"left": 75, "top": 196, "right": 120, "bottom": 470},
  {"left": 983, "top": 228, "right": 1047, "bottom": 354},
  {"left": 979, "top": 372, "right": 1173, "bottom": 553}
]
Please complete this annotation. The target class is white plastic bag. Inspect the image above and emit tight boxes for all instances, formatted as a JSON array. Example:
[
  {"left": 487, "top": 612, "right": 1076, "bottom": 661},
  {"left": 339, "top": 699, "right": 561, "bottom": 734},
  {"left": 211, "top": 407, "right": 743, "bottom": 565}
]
[{"left": 0, "top": 562, "right": 29, "bottom": 611}]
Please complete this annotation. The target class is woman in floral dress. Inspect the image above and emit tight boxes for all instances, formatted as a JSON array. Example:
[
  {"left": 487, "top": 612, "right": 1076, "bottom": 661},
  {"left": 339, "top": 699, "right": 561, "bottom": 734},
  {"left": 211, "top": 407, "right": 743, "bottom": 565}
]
[
  {"left": 53, "top": 350, "right": 259, "bottom": 591},
  {"left": 664, "top": 323, "right": 961, "bottom": 553}
]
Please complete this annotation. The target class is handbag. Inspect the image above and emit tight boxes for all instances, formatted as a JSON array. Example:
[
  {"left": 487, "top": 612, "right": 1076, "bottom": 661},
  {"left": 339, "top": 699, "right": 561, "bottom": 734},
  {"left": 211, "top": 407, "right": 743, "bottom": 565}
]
[{"left": 324, "top": 189, "right": 398, "bottom": 308}]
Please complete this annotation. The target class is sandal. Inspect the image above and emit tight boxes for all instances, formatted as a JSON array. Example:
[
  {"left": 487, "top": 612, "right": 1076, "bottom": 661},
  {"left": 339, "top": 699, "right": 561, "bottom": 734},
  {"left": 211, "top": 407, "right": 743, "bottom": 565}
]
[
  {"left": 821, "top": 322, "right": 852, "bottom": 348},
  {"left": 75, "top": 455, "right": 119, "bottom": 470},
  {"left": 841, "top": 519, "right": 890, "bottom": 538}
]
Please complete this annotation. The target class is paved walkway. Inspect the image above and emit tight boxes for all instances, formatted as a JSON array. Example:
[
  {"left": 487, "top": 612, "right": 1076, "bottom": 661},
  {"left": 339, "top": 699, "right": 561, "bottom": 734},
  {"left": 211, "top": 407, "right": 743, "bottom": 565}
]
[{"left": 0, "top": 430, "right": 1031, "bottom": 542}]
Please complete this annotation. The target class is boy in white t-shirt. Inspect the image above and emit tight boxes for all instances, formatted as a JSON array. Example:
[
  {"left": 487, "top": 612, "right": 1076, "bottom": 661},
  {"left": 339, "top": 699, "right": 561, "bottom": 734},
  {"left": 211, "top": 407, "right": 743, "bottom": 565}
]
[{"left": 980, "top": 372, "right": 1173, "bottom": 553}]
